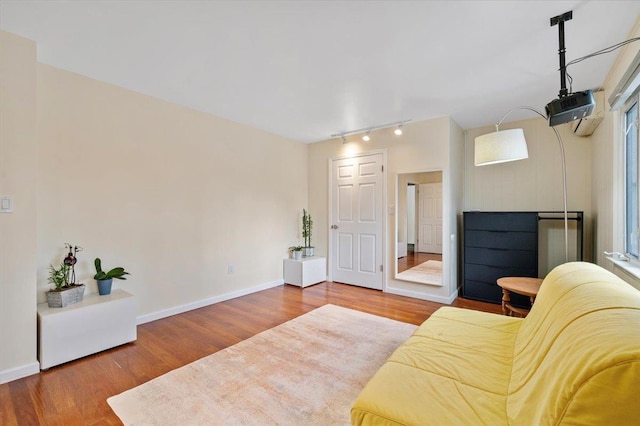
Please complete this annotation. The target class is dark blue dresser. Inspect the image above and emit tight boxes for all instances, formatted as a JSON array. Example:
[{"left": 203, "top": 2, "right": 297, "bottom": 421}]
[{"left": 463, "top": 212, "right": 538, "bottom": 306}]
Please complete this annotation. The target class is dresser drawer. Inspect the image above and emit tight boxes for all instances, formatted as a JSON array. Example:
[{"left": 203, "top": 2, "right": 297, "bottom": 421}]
[
  {"left": 465, "top": 247, "right": 537, "bottom": 269},
  {"left": 464, "top": 212, "right": 537, "bottom": 232},
  {"left": 465, "top": 230, "right": 537, "bottom": 250},
  {"left": 464, "top": 263, "right": 537, "bottom": 285}
]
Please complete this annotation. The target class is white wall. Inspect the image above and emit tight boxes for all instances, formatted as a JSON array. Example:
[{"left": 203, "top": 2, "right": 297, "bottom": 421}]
[
  {"left": 464, "top": 116, "right": 593, "bottom": 275},
  {"left": 36, "top": 64, "right": 309, "bottom": 317},
  {"left": 0, "top": 30, "right": 309, "bottom": 383},
  {"left": 308, "top": 116, "right": 463, "bottom": 303},
  {"left": 592, "top": 18, "right": 640, "bottom": 289},
  {"left": 449, "top": 119, "right": 465, "bottom": 292},
  {"left": 0, "top": 31, "right": 39, "bottom": 383}
]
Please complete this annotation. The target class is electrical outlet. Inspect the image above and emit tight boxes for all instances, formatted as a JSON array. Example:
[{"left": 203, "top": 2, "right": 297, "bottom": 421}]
[
  {"left": 227, "top": 264, "right": 234, "bottom": 274},
  {"left": 0, "top": 196, "right": 13, "bottom": 213}
]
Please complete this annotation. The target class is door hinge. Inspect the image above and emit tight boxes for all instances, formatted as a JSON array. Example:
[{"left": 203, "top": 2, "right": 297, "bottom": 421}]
[
  {"left": 381, "top": 165, "right": 384, "bottom": 172},
  {"left": 380, "top": 265, "right": 383, "bottom": 272}
]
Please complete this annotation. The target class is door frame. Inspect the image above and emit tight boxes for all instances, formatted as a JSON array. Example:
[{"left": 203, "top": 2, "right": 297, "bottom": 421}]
[
  {"left": 327, "top": 149, "right": 388, "bottom": 290},
  {"left": 406, "top": 182, "right": 418, "bottom": 247}
]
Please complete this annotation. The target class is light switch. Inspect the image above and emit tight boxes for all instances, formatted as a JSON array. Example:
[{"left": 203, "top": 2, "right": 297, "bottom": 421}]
[{"left": 0, "top": 196, "right": 13, "bottom": 213}]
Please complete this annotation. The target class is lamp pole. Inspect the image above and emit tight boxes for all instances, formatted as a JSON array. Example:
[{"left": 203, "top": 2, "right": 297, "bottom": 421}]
[{"left": 496, "top": 107, "right": 569, "bottom": 263}]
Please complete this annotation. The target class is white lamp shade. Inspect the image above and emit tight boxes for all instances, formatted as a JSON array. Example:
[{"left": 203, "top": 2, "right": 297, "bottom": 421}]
[{"left": 474, "top": 128, "right": 529, "bottom": 166}]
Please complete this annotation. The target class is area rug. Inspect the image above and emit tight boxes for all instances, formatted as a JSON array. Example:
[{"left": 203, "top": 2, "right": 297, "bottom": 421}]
[
  {"left": 107, "top": 304, "right": 417, "bottom": 425},
  {"left": 396, "top": 259, "right": 442, "bottom": 285}
]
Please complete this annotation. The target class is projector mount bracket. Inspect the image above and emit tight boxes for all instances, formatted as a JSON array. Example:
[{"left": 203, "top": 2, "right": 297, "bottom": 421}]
[{"left": 551, "top": 10, "right": 573, "bottom": 98}]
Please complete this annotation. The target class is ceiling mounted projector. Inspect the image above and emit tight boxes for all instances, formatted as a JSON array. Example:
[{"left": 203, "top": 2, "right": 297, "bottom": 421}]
[
  {"left": 545, "top": 11, "right": 596, "bottom": 127},
  {"left": 545, "top": 90, "right": 595, "bottom": 126}
]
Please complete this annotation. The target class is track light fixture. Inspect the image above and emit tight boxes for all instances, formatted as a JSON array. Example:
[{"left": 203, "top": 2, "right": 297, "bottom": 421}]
[{"left": 331, "top": 119, "right": 411, "bottom": 142}]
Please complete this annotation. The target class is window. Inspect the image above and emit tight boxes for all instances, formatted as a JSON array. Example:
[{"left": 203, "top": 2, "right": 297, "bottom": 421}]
[{"left": 624, "top": 97, "right": 639, "bottom": 258}]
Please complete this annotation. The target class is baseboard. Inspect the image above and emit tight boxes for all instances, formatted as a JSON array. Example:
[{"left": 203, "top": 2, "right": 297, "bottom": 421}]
[
  {"left": 0, "top": 361, "right": 40, "bottom": 385},
  {"left": 136, "top": 279, "right": 285, "bottom": 325},
  {"left": 385, "top": 287, "right": 459, "bottom": 305}
]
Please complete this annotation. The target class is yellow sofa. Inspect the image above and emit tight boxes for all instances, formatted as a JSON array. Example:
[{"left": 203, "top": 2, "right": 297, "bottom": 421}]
[{"left": 351, "top": 262, "right": 640, "bottom": 425}]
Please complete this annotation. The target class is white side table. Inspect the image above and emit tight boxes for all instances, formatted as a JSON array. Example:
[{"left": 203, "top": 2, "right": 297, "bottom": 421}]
[
  {"left": 37, "top": 289, "right": 137, "bottom": 369},
  {"left": 283, "top": 256, "right": 327, "bottom": 288}
]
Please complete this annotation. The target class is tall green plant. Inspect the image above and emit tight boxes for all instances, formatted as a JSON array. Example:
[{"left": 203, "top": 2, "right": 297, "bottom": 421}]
[
  {"left": 48, "top": 263, "right": 70, "bottom": 290},
  {"left": 302, "top": 209, "right": 313, "bottom": 248}
]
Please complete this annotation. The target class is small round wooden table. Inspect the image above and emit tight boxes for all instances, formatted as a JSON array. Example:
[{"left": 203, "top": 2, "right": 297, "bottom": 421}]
[{"left": 496, "top": 277, "right": 543, "bottom": 317}]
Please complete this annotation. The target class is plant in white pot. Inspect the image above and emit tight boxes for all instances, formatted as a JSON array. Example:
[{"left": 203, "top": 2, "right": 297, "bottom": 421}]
[
  {"left": 302, "top": 209, "right": 314, "bottom": 257},
  {"left": 94, "top": 258, "right": 130, "bottom": 295},
  {"left": 289, "top": 245, "right": 304, "bottom": 260}
]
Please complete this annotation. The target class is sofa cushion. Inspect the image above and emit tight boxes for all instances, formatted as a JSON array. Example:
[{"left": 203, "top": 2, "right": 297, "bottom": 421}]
[
  {"left": 399, "top": 307, "right": 521, "bottom": 393},
  {"left": 351, "top": 307, "right": 521, "bottom": 425}
]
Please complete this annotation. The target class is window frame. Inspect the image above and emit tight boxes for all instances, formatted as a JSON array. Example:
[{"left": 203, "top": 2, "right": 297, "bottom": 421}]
[{"left": 623, "top": 93, "right": 640, "bottom": 260}]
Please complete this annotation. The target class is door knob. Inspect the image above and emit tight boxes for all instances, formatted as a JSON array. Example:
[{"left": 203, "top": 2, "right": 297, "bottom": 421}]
[{"left": 331, "top": 225, "right": 339, "bottom": 229}]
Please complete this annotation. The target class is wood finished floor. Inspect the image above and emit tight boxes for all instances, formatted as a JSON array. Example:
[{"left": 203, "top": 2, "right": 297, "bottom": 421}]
[
  {"left": 0, "top": 281, "right": 502, "bottom": 425},
  {"left": 397, "top": 251, "right": 442, "bottom": 273}
]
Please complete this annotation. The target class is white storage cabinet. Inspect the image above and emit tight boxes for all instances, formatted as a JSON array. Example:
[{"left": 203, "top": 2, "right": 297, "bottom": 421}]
[
  {"left": 283, "top": 256, "right": 327, "bottom": 288},
  {"left": 37, "top": 289, "right": 136, "bottom": 369}
]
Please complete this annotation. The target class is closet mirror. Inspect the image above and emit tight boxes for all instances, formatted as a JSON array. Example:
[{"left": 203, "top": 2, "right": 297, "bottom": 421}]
[{"left": 395, "top": 170, "right": 443, "bottom": 285}]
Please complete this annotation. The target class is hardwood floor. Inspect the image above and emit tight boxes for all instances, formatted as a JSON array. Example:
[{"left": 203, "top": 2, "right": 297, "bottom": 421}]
[
  {"left": 397, "top": 251, "right": 442, "bottom": 273},
  {"left": 0, "top": 282, "right": 501, "bottom": 425}
]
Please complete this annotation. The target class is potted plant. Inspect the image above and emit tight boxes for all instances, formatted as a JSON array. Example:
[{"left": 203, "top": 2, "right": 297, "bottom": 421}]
[
  {"left": 46, "top": 262, "right": 85, "bottom": 308},
  {"left": 289, "top": 245, "right": 304, "bottom": 260},
  {"left": 94, "top": 258, "right": 130, "bottom": 295},
  {"left": 302, "top": 209, "right": 314, "bottom": 257}
]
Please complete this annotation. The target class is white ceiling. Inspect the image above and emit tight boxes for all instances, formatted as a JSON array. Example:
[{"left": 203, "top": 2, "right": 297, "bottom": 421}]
[{"left": 1, "top": 1, "right": 639, "bottom": 143}]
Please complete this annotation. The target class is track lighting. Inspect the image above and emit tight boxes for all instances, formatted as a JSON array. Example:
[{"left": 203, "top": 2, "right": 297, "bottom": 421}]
[{"left": 331, "top": 119, "right": 411, "bottom": 142}]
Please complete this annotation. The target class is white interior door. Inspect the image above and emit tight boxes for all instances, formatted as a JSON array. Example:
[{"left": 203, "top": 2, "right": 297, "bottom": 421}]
[
  {"left": 330, "top": 153, "right": 384, "bottom": 290},
  {"left": 418, "top": 183, "right": 443, "bottom": 254}
]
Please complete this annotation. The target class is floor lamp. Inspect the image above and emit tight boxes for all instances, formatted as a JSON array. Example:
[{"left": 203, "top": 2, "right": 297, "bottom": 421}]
[{"left": 474, "top": 106, "right": 569, "bottom": 263}]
